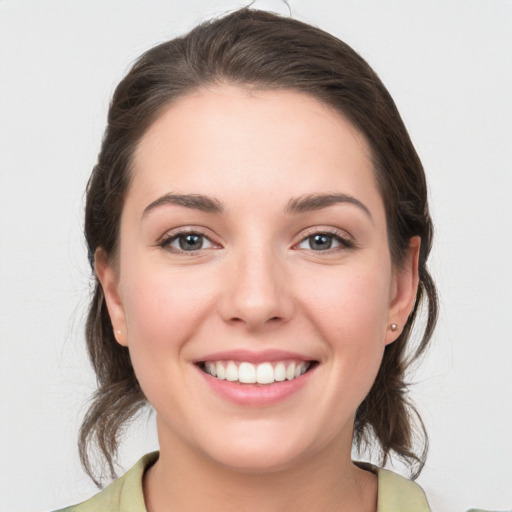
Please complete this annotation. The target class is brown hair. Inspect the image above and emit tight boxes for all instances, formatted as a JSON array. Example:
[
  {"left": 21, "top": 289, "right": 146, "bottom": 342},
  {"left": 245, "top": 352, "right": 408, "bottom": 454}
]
[{"left": 80, "top": 7, "right": 437, "bottom": 485}]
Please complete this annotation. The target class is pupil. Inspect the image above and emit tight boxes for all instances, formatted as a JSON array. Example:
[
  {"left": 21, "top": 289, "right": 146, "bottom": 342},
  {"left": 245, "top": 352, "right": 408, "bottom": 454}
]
[
  {"left": 179, "top": 234, "right": 203, "bottom": 250},
  {"left": 311, "top": 234, "right": 331, "bottom": 250}
]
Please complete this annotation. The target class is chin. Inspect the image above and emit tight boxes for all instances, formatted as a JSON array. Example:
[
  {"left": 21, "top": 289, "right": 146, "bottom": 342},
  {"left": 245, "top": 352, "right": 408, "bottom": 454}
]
[
  {"left": 195, "top": 426, "right": 318, "bottom": 474},
  {"left": 208, "top": 446, "right": 303, "bottom": 474}
]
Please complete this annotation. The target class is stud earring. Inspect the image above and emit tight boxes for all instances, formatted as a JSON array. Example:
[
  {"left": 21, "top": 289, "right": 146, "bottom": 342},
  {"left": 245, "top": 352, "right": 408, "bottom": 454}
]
[{"left": 390, "top": 323, "right": 399, "bottom": 332}]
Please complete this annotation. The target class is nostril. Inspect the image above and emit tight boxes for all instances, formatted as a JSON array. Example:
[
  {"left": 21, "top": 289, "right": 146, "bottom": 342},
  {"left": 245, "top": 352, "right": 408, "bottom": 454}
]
[{"left": 228, "top": 315, "right": 283, "bottom": 326}]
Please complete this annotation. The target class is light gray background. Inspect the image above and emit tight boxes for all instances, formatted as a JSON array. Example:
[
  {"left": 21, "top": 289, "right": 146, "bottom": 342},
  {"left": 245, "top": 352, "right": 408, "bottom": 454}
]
[{"left": 1, "top": 1, "right": 511, "bottom": 511}]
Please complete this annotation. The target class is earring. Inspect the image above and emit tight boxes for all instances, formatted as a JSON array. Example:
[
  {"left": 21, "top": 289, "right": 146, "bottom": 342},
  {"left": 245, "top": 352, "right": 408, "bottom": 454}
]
[
  {"left": 390, "top": 323, "right": 399, "bottom": 332},
  {"left": 114, "top": 329, "right": 121, "bottom": 338}
]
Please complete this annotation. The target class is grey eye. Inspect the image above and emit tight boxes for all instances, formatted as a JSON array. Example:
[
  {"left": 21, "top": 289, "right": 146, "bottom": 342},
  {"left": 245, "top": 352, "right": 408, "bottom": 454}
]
[
  {"left": 182, "top": 235, "right": 203, "bottom": 251},
  {"left": 298, "top": 234, "right": 338, "bottom": 250},
  {"left": 308, "top": 234, "right": 333, "bottom": 250},
  {"left": 165, "top": 233, "right": 214, "bottom": 251},
  {"left": 297, "top": 233, "right": 349, "bottom": 251},
  {"left": 178, "top": 234, "right": 204, "bottom": 250}
]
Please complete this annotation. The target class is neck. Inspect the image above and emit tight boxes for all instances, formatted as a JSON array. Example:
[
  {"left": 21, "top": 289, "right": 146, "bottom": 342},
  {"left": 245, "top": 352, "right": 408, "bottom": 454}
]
[{"left": 143, "top": 429, "right": 377, "bottom": 512}]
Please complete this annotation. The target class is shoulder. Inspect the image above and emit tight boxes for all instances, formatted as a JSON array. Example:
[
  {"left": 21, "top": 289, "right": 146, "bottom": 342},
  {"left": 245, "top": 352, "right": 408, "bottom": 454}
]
[
  {"left": 376, "top": 467, "right": 430, "bottom": 512},
  {"left": 355, "top": 461, "right": 431, "bottom": 512},
  {"left": 53, "top": 452, "right": 158, "bottom": 512}
]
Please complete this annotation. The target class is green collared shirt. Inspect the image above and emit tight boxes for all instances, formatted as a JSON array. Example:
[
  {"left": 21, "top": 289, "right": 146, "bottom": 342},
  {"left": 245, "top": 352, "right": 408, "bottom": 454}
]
[{"left": 55, "top": 452, "right": 431, "bottom": 512}]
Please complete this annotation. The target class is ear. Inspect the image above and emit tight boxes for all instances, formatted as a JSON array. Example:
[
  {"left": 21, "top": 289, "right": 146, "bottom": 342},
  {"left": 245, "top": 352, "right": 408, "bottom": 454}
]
[
  {"left": 94, "top": 248, "right": 128, "bottom": 347},
  {"left": 385, "top": 236, "right": 421, "bottom": 345}
]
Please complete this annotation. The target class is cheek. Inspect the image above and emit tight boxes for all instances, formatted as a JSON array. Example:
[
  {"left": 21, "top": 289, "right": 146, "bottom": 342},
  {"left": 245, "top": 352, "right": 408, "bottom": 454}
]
[
  {"left": 120, "top": 263, "right": 217, "bottom": 360},
  {"left": 118, "top": 263, "right": 221, "bottom": 416},
  {"left": 301, "top": 261, "right": 392, "bottom": 361}
]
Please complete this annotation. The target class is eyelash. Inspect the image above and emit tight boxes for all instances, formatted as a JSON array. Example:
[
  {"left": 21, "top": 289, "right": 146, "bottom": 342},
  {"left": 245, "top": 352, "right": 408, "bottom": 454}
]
[
  {"left": 157, "top": 229, "right": 218, "bottom": 255},
  {"left": 295, "top": 228, "right": 355, "bottom": 252},
  {"left": 157, "top": 228, "right": 355, "bottom": 254}
]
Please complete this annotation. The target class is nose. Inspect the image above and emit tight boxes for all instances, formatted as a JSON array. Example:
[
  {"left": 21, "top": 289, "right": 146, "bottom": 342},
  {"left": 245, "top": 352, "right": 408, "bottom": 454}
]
[{"left": 218, "top": 246, "right": 294, "bottom": 331}]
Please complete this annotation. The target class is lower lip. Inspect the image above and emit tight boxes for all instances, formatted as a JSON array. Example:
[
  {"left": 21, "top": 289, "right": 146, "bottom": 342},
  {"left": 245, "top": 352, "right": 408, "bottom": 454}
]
[{"left": 197, "top": 365, "right": 315, "bottom": 406}]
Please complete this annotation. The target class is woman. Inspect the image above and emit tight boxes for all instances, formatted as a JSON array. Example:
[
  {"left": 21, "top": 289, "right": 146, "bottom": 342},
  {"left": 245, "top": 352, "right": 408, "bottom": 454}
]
[{"left": 59, "top": 7, "right": 437, "bottom": 511}]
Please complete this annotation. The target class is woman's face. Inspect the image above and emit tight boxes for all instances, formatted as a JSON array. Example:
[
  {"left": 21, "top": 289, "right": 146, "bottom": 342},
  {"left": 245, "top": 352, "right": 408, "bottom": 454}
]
[{"left": 97, "top": 85, "right": 418, "bottom": 472}]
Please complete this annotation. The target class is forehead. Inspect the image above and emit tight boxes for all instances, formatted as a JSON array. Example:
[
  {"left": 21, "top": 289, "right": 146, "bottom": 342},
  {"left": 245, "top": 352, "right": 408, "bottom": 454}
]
[{"left": 129, "top": 85, "right": 383, "bottom": 218}]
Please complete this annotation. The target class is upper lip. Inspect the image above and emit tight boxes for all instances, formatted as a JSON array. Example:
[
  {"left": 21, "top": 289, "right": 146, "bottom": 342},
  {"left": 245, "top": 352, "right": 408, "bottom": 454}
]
[{"left": 195, "top": 349, "right": 316, "bottom": 364}]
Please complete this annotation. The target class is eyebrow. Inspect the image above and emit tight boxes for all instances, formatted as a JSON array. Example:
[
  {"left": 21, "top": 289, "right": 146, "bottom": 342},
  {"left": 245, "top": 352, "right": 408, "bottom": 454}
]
[
  {"left": 285, "top": 193, "right": 372, "bottom": 220},
  {"left": 142, "top": 191, "right": 371, "bottom": 220},
  {"left": 143, "top": 193, "right": 224, "bottom": 216}
]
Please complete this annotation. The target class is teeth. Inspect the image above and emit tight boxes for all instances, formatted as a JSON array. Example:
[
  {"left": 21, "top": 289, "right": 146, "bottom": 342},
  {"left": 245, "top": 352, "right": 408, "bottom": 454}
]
[
  {"left": 203, "top": 360, "right": 311, "bottom": 385},
  {"left": 256, "top": 362, "right": 274, "bottom": 384},
  {"left": 286, "top": 362, "right": 296, "bottom": 381},
  {"left": 216, "top": 362, "right": 226, "bottom": 380},
  {"left": 274, "top": 362, "right": 286, "bottom": 382},
  {"left": 205, "top": 362, "right": 216, "bottom": 377},
  {"left": 225, "top": 361, "right": 238, "bottom": 382},
  {"left": 239, "top": 362, "right": 256, "bottom": 383}
]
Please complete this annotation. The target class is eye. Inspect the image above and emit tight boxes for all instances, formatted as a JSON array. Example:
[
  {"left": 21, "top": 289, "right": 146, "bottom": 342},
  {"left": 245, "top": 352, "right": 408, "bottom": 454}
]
[
  {"left": 297, "top": 232, "right": 352, "bottom": 251},
  {"left": 160, "top": 231, "right": 216, "bottom": 252}
]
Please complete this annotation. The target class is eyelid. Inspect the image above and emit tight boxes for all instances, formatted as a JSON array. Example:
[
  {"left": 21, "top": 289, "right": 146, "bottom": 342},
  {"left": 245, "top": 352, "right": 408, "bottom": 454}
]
[
  {"left": 156, "top": 226, "right": 222, "bottom": 253},
  {"left": 293, "top": 226, "right": 355, "bottom": 251}
]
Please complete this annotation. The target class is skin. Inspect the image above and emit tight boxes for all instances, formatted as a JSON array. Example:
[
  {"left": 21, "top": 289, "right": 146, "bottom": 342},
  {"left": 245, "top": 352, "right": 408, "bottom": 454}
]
[{"left": 96, "top": 85, "right": 420, "bottom": 512}]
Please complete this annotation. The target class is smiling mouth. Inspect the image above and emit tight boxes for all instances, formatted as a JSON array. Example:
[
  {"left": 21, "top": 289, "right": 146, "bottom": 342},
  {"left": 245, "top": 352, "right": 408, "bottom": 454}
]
[{"left": 199, "top": 360, "right": 316, "bottom": 385}]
